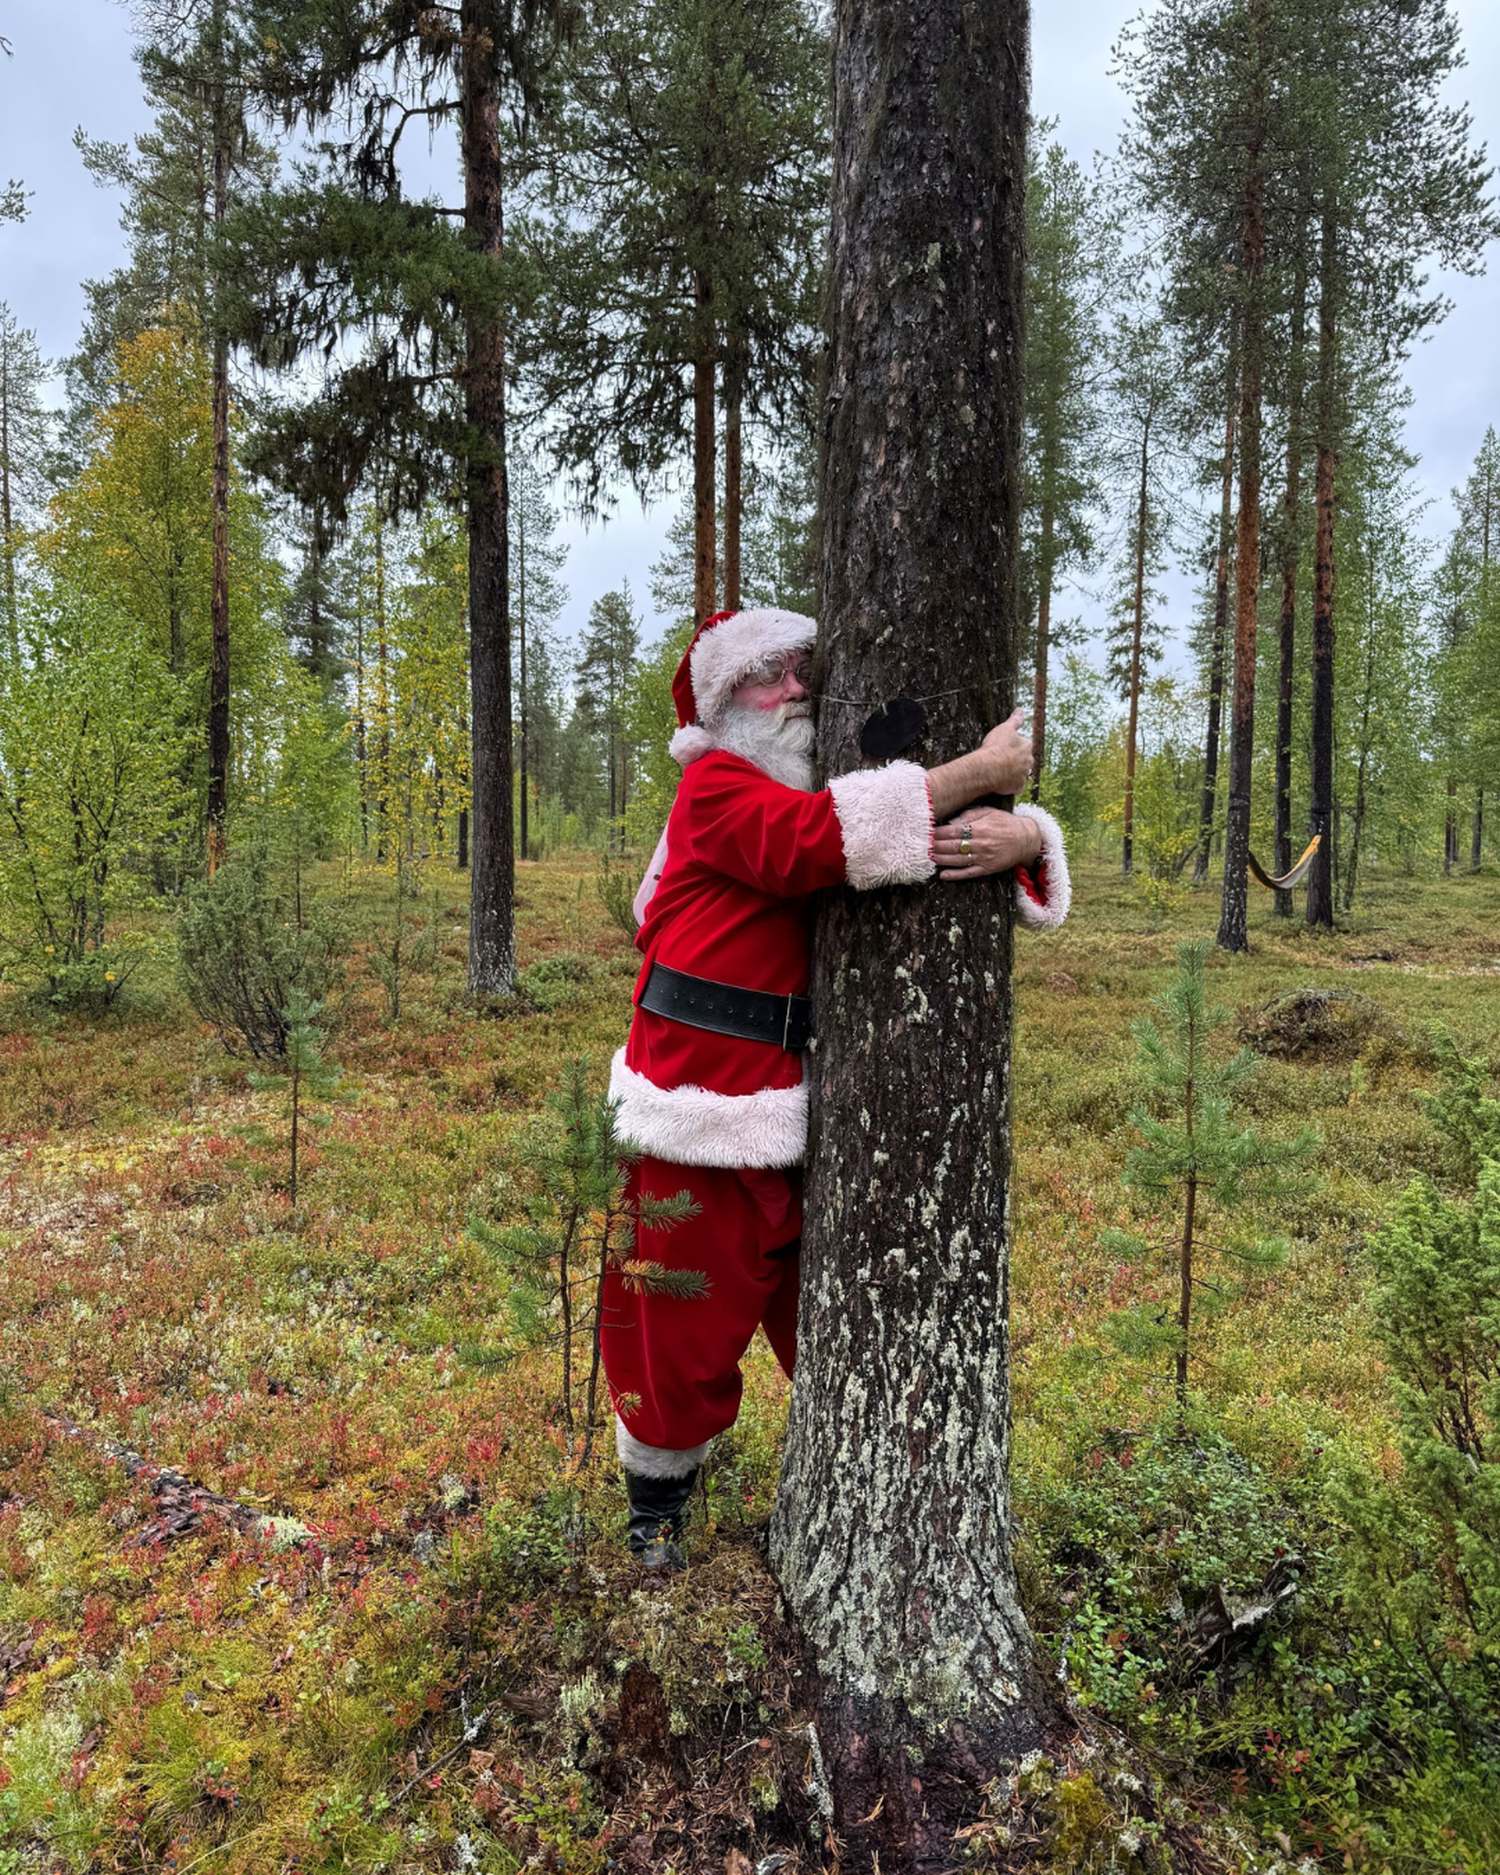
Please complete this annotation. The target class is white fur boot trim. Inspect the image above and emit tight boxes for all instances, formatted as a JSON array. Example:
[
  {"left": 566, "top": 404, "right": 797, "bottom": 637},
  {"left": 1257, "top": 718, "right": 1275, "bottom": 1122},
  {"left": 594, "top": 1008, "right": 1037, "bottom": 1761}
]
[
  {"left": 827, "top": 760, "right": 937, "bottom": 889},
  {"left": 616, "top": 1417, "right": 710, "bottom": 1478},
  {"left": 1012, "top": 802, "right": 1072, "bottom": 929}
]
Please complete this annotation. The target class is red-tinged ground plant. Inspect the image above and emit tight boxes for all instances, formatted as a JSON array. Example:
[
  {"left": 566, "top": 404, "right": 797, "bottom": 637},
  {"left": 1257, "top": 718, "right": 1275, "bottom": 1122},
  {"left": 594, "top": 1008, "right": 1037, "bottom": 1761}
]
[{"left": 463, "top": 1055, "right": 701, "bottom": 1468}]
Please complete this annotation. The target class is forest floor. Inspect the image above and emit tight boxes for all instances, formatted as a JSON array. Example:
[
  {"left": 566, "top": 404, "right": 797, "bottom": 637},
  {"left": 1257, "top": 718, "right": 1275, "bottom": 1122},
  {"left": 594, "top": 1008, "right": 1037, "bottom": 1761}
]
[{"left": 2, "top": 851, "right": 1498, "bottom": 1875}]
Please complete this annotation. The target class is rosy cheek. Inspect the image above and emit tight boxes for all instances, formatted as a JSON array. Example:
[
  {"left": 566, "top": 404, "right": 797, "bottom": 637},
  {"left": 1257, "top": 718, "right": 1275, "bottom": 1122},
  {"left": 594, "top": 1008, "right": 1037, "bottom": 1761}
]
[{"left": 734, "top": 683, "right": 784, "bottom": 711}]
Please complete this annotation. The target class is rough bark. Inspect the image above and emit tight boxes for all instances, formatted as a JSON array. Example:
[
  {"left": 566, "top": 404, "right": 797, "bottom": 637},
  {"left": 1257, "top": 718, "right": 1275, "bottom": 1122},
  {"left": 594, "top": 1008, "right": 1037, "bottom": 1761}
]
[
  {"left": 463, "top": 2, "right": 516, "bottom": 998},
  {"left": 1217, "top": 5, "right": 1267, "bottom": 956},
  {"left": 1122, "top": 414, "right": 1151, "bottom": 876},
  {"left": 1195, "top": 344, "right": 1236, "bottom": 884},
  {"left": 206, "top": 42, "right": 232, "bottom": 879},
  {"left": 724, "top": 332, "right": 744, "bottom": 612},
  {"left": 1274, "top": 242, "right": 1308, "bottom": 919},
  {"left": 771, "top": 2, "right": 1057, "bottom": 1865},
  {"left": 693, "top": 270, "right": 717, "bottom": 629},
  {"left": 1306, "top": 201, "right": 1338, "bottom": 932}
]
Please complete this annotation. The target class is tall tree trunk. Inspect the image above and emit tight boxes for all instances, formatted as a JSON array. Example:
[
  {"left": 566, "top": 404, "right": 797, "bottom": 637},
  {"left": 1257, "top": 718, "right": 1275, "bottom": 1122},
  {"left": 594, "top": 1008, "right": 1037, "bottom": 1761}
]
[
  {"left": 1195, "top": 340, "right": 1237, "bottom": 884},
  {"left": 375, "top": 512, "right": 391, "bottom": 861},
  {"left": 518, "top": 478, "right": 529, "bottom": 864},
  {"left": 1473, "top": 790, "right": 1485, "bottom": 871},
  {"left": 1029, "top": 498, "right": 1054, "bottom": 801},
  {"left": 1274, "top": 240, "right": 1308, "bottom": 919},
  {"left": 355, "top": 589, "right": 369, "bottom": 855},
  {"left": 205, "top": 42, "right": 232, "bottom": 879},
  {"left": 463, "top": 4, "right": 516, "bottom": 999},
  {"left": 1342, "top": 591, "right": 1376, "bottom": 913},
  {"left": 1122, "top": 415, "right": 1151, "bottom": 876},
  {"left": 1306, "top": 200, "right": 1338, "bottom": 932},
  {"left": 693, "top": 270, "right": 717, "bottom": 629},
  {"left": 772, "top": 3, "right": 1056, "bottom": 1864},
  {"left": 723, "top": 331, "right": 744, "bottom": 611},
  {"left": 1217, "top": 7, "right": 1267, "bottom": 956},
  {"left": 1444, "top": 778, "right": 1457, "bottom": 874}
]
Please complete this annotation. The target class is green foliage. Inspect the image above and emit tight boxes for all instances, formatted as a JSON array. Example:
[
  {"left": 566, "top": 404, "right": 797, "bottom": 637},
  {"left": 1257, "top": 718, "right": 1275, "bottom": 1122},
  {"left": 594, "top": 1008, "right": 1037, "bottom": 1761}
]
[
  {"left": 1027, "top": 1413, "right": 1306, "bottom": 1724},
  {"left": 247, "top": 984, "right": 345, "bottom": 1206},
  {"left": 176, "top": 843, "right": 344, "bottom": 1060},
  {"left": 1330, "top": 1043, "right": 1500, "bottom": 1740},
  {"left": 1103, "top": 939, "right": 1318, "bottom": 1403},
  {"left": 464, "top": 1057, "right": 700, "bottom": 1460},
  {"left": 0, "top": 585, "right": 188, "bottom": 1007},
  {"left": 594, "top": 853, "right": 639, "bottom": 942}
]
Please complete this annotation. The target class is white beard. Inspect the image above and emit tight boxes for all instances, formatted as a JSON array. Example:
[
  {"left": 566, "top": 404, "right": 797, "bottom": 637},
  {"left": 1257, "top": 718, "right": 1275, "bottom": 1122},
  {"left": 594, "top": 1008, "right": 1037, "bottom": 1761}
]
[{"left": 711, "top": 701, "right": 817, "bottom": 791}]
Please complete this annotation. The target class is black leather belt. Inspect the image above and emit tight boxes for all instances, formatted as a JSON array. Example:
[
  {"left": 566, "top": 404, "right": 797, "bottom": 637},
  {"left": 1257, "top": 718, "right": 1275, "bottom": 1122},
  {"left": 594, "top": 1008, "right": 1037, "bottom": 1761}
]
[{"left": 639, "top": 961, "right": 814, "bottom": 1052}]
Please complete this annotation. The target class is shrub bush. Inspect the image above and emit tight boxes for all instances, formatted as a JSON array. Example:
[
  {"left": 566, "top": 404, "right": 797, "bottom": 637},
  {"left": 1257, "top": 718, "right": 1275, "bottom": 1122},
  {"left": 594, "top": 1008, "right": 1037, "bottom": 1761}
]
[{"left": 176, "top": 849, "right": 345, "bottom": 1061}]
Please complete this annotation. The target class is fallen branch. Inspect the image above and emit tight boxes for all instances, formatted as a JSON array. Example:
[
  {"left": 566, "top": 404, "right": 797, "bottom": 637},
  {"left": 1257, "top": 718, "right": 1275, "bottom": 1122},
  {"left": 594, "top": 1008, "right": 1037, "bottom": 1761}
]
[{"left": 41, "top": 1411, "right": 314, "bottom": 1551}]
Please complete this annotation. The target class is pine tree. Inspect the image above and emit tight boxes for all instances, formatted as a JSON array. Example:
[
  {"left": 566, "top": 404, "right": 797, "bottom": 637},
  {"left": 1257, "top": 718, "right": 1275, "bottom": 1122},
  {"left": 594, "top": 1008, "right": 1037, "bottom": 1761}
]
[
  {"left": 1022, "top": 131, "right": 1109, "bottom": 791},
  {"left": 519, "top": 0, "right": 827, "bottom": 627},
  {"left": 575, "top": 586, "right": 642, "bottom": 843},
  {"left": 1103, "top": 310, "right": 1180, "bottom": 875},
  {"left": 247, "top": 986, "right": 343, "bottom": 1209},
  {"left": 510, "top": 455, "right": 569, "bottom": 862},
  {"left": 465, "top": 1057, "right": 704, "bottom": 1466},
  {"left": 1102, "top": 939, "right": 1317, "bottom": 1413},
  {"left": 225, "top": 0, "right": 578, "bottom": 998},
  {"left": 769, "top": 0, "right": 1056, "bottom": 1856}
]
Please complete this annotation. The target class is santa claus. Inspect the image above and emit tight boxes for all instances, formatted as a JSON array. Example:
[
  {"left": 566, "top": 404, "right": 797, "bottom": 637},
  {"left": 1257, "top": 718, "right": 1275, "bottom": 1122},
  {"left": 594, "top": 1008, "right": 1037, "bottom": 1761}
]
[{"left": 604, "top": 605, "right": 1071, "bottom": 1567}]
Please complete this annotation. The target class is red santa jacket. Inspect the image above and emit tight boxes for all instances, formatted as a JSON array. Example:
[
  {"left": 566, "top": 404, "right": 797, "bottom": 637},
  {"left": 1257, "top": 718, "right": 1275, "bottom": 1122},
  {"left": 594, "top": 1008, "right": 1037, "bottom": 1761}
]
[{"left": 610, "top": 750, "right": 1070, "bottom": 1170}]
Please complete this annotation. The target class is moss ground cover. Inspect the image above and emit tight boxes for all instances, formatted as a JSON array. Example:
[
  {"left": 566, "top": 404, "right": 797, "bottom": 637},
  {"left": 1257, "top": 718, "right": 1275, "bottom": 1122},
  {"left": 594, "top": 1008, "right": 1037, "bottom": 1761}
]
[{"left": 2, "top": 852, "right": 1497, "bottom": 1873}]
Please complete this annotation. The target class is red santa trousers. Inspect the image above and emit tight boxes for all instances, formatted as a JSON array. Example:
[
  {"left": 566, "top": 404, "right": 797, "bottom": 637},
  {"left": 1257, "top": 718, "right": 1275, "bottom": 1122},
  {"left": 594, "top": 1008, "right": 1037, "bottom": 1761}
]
[{"left": 602, "top": 1152, "right": 801, "bottom": 1455}]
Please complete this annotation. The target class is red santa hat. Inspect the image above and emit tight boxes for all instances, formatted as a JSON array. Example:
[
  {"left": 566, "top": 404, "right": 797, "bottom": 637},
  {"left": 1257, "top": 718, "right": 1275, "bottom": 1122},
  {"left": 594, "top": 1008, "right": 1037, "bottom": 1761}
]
[{"left": 669, "top": 606, "right": 817, "bottom": 767}]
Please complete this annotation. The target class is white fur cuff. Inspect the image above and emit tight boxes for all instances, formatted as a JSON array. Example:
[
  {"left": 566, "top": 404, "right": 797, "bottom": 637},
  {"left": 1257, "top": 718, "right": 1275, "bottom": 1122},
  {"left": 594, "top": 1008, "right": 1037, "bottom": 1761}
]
[
  {"left": 1012, "top": 803, "right": 1071, "bottom": 929},
  {"left": 609, "top": 1047, "right": 809, "bottom": 1168},
  {"left": 616, "top": 1417, "right": 710, "bottom": 1478},
  {"left": 827, "top": 761, "right": 937, "bottom": 890}
]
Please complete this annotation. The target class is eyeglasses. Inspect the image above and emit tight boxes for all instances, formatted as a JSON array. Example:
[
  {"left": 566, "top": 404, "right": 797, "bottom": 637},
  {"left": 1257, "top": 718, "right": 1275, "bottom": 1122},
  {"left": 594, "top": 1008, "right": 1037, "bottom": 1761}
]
[{"left": 744, "top": 653, "right": 813, "bottom": 689}]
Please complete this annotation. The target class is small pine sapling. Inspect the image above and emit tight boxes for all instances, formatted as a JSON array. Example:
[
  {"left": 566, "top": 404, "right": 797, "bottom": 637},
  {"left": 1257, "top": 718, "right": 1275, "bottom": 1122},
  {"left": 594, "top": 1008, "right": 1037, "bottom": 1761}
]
[
  {"left": 1101, "top": 939, "right": 1318, "bottom": 1412},
  {"left": 371, "top": 842, "right": 437, "bottom": 1023},
  {"left": 247, "top": 986, "right": 344, "bottom": 1209},
  {"left": 465, "top": 1056, "right": 704, "bottom": 1466}
]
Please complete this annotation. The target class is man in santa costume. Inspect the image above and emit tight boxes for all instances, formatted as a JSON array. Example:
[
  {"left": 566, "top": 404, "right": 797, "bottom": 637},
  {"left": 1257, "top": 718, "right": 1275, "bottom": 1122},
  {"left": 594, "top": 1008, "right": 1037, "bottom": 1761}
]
[{"left": 604, "top": 605, "right": 1071, "bottom": 1567}]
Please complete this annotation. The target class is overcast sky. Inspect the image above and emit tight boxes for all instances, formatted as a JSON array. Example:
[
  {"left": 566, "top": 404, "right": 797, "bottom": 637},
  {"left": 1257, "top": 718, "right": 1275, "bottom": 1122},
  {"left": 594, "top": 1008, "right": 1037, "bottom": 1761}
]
[{"left": 2, "top": 0, "right": 1497, "bottom": 661}]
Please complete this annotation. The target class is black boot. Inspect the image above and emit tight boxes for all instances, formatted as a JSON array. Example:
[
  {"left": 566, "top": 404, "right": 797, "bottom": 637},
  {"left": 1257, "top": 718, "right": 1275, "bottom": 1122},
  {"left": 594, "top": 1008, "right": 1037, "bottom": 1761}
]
[{"left": 623, "top": 1465, "right": 699, "bottom": 1571}]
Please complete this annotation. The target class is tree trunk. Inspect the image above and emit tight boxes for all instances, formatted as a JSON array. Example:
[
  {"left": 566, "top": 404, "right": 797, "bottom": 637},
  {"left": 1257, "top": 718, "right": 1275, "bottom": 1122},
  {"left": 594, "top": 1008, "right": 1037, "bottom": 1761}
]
[
  {"left": 354, "top": 582, "right": 369, "bottom": 855},
  {"left": 205, "top": 52, "right": 232, "bottom": 879},
  {"left": 1342, "top": 603, "right": 1375, "bottom": 913},
  {"left": 462, "top": 3, "right": 516, "bottom": 999},
  {"left": 375, "top": 512, "right": 391, "bottom": 861},
  {"left": 1274, "top": 242, "right": 1308, "bottom": 919},
  {"left": 1195, "top": 342, "right": 1236, "bottom": 884},
  {"left": 1216, "top": 7, "right": 1267, "bottom": 956},
  {"left": 1306, "top": 200, "right": 1338, "bottom": 932},
  {"left": 1444, "top": 777, "right": 1457, "bottom": 874},
  {"left": 518, "top": 477, "right": 529, "bottom": 864},
  {"left": 693, "top": 270, "right": 717, "bottom": 629},
  {"left": 724, "top": 332, "right": 744, "bottom": 611},
  {"left": 1122, "top": 415, "right": 1151, "bottom": 876},
  {"left": 1473, "top": 790, "right": 1484, "bottom": 872},
  {"left": 772, "top": 3, "right": 1057, "bottom": 1864},
  {"left": 1029, "top": 500, "right": 1054, "bottom": 801}
]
